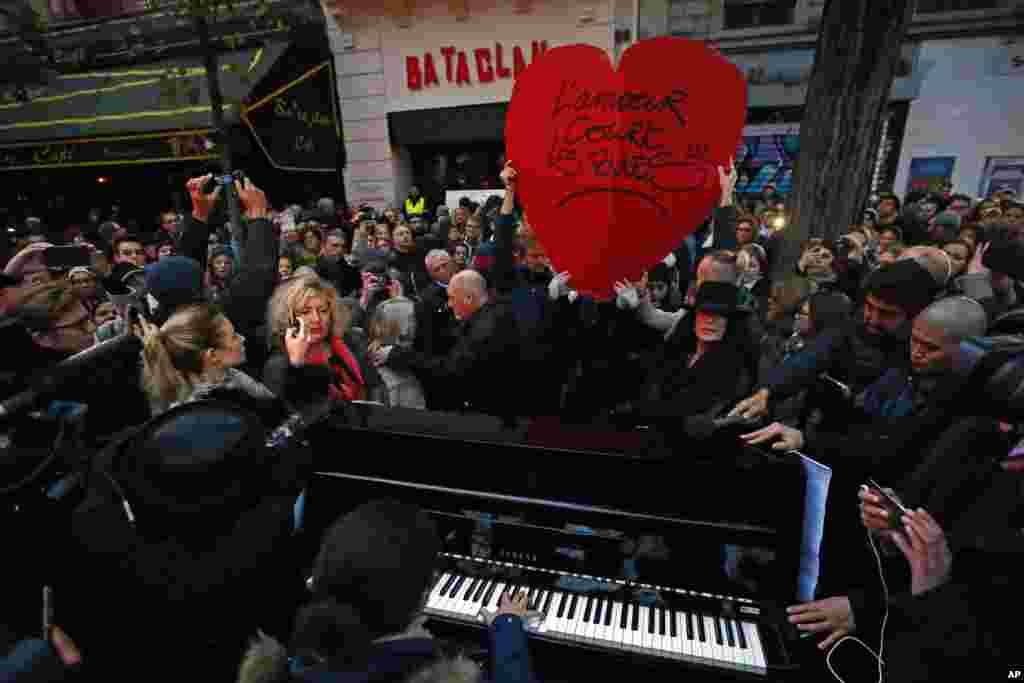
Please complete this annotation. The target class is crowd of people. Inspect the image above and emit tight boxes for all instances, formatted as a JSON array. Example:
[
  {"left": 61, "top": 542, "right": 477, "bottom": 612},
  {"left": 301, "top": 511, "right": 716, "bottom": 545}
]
[{"left": 0, "top": 160, "right": 1022, "bottom": 683}]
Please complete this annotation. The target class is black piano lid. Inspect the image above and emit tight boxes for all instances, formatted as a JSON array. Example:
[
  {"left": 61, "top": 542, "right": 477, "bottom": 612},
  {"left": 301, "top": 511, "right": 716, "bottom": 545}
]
[
  {"left": 310, "top": 406, "right": 806, "bottom": 535},
  {"left": 314, "top": 470, "right": 777, "bottom": 537}
]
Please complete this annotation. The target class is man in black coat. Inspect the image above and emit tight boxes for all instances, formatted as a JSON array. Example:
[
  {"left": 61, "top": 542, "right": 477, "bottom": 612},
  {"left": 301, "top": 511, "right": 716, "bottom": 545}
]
[{"left": 373, "top": 268, "right": 522, "bottom": 417}]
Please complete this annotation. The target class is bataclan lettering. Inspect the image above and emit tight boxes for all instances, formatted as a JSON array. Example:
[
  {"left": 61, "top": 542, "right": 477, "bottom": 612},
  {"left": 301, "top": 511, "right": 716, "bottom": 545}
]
[{"left": 405, "top": 41, "right": 548, "bottom": 91}]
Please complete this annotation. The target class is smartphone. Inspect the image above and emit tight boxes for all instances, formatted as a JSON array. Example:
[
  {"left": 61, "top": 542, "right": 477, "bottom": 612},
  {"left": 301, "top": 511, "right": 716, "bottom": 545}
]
[
  {"left": 289, "top": 316, "right": 301, "bottom": 336},
  {"left": 867, "top": 478, "right": 910, "bottom": 528},
  {"left": 44, "top": 246, "right": 91, "bottom": 270},
  {"left": 819, "top": 374, "right": 852, "bottom": 399},
  {"left": 42, "top": 586, "right": 53, "bottom": 639}
]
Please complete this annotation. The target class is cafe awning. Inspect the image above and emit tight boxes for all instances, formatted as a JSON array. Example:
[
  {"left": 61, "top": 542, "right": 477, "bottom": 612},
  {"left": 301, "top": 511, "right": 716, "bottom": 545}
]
[{"left": 0, "top": 42, "right": 288, "bottom": 146}]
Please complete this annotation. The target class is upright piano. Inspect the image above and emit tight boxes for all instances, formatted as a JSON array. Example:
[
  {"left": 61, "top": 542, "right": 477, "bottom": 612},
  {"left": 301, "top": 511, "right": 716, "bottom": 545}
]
[{"left": 303, "top": 405, "right": 808, "bottom": 681}]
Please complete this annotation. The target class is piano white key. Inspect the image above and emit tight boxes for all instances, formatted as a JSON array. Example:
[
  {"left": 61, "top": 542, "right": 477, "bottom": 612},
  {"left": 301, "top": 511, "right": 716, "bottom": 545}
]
[
  {"left": 732, "top": 619, "right": 753, "bottom": 669},
  {"left": 607, "top": 599, "right": 621, "bottom": 643},
  {"left": 639, "top": 606, "right": 653, "bottom": 651},
  {"left": 694, "top": 613, "right": 710, "bottom": 661},
  {"left": 704, "top": 616, "right": 722, "bottom": 663},
  {"left": 592, "top": 598, "right": 607, "bottom": 641},
  {"left": 583, "top": 597, "right": 598, "bottom": 640},
  {"left": 570, "top": 598, "right": 588, "bottom": 641},
  {"left": 549, "top": 592, "right": 569, "bottom": 634},
  {"left": 485, "top": 582, "right": 506, "bottom": 610},
  {"left": 586, "top": 597, "right": 601, "bottom": 640},
  {"left": 433, "top": 573, "right": 461, "bottom": 612},
  {"left": 425, "top": 572, "right": 452, "bottom": 610},
  {"left": 669, "top": 611, "right": 684, "bottom": 657},
  {"left": 651, "top": 607, "right": 663, "bottom": 652},
  {"left": 620, "top": 603, "right": 633, "bottom": 648},
  {"left": 454, "top": 578, "right": 482, "bottom": 616},
  {"left": 742, "top": 621, "right": 767, "bottom": 672},
  {"left": 678, "top": 612, "right": 693, "bottom": 659},
  {"left": 719, "top": 618, "right": 742, "bottom": 668},
  {"left": 597, "top": 599, "right": 614, "bottom": 643},
  {"left": 735, "top": 619, "right": 755, "bottom": 669}
]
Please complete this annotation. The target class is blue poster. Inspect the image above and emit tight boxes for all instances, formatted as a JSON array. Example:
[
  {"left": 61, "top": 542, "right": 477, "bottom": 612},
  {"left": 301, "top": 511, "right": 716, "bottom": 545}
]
[
  {"left": 907, "top": 157, "right": 956, "bottom": 194},
  {"left": 794, "top": 451, "right": 832, "bottom": 602}
]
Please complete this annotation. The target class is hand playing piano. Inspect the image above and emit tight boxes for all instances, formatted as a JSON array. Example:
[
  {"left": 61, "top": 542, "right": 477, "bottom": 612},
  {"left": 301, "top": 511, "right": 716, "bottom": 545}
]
[
  {"left": 739, "top": 422, "right": 804, "bottom": 451},
  {"left": 786, "top": 596, "right": 854, "bottom": 651},
  {"left": 496, "top": 590, "right": 530, "bottom": 618}
]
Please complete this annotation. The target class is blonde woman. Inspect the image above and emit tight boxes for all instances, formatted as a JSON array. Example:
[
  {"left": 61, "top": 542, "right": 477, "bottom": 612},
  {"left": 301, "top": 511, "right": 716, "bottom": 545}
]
[
  {"left": 263, "top": 274, "right": 386, "bottom": 406},
  {"left": 139, "top": 302, "right": 327, "bottom": 449}
]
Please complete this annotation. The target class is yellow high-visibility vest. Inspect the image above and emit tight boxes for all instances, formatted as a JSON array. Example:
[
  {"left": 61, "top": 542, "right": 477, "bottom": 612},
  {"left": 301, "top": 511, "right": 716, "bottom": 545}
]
[{"left": 405, "top": 196, "right": 425, "bottom": 216}]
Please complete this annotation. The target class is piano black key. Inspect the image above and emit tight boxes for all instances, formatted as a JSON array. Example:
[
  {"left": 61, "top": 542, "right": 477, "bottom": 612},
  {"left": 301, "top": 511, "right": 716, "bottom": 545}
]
[
  {"left": 527, "top": 588, "right": 539, "bottom": 610},
  {"left": 685, "top": 611, "right": 694, "bottom": 640},
  {"left": 543, "top": 591, "right": 554, "bottom": 614},
  {"left": 557, "top": 593, "right": 568, "bottom": 618},
  {"left": 463, "top": 578, "right": 479, "bottom": 600},
  {"left": 567, "top": 595, "right": 578, "bottom": 620},
  {"left": 448, "top": 575, "right": 466, "bottom": 598},
  {"left": 714, "top": 616, "right": 723, "bottom": 646},
  {"left": 736, "top": 619, "right": 748, "bottom": 649},
  {"left": 583, "top": 597, "right": 593, "bottom": 623},
  {"left": 647, "top": 605, "right": 655, "bottom": 634},
  {"left": 604, "top": 600, "right": 613, "bottom": 626},
  {"left": 620, "top": 603, "right": 628, "bottom": 629},
  {"left": 483, "top": 581, "right": 498, "bottom": 606},
  {"left": 725, "top": 618, "right": 735, "bottom": 647},
  {"left": 696, "top": 613, "right": 706, "bottom": 642},
  {"left": 441, "top": 573, "right": 457, "bottom": 596},
  {"left": 659, "top": 607, "right": 666, "bottom": 636},
  {"left": 669, "top": 609, "right": 678, "bottom": 638},
  {"left": 631, "top": 603, "right": 639, "bottom": 631},
  {"left": 593, "top": 598, "right": 603, "bottom": 625},
  {"left": 472, "top": 578, "right": 489, "bottom": 602}
]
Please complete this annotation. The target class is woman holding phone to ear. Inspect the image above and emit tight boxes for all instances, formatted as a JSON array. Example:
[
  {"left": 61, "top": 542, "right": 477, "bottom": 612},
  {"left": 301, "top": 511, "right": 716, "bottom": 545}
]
[{"left": 263, "top": 273, "right": 387, "bottom": 408}]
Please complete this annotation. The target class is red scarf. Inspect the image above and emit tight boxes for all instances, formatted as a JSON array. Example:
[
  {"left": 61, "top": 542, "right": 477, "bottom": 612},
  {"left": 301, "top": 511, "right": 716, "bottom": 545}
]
[{"left": 327, "top": 335, "right": 366, "bottom": 402}]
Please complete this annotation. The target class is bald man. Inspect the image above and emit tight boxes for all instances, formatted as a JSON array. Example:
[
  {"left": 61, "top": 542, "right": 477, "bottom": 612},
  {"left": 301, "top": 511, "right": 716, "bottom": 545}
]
[{"left": 373, "top": 268, "right": 522, "bottom": 415}]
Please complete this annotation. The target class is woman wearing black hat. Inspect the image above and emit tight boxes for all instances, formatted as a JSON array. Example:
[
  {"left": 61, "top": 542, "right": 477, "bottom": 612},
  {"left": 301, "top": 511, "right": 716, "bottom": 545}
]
[{"left": 616, "top": 281, "right": 754, "bottom": 429}]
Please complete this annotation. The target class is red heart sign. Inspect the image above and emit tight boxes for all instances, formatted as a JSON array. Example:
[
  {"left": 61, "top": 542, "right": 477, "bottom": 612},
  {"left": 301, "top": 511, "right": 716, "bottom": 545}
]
[{"left": 505, "top": 37, "right": 747, "bottom": 297}]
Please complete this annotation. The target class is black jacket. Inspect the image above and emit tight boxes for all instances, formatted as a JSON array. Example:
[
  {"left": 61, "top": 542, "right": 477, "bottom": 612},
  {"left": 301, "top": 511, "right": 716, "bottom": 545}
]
[
  {"left": 263, "top": 330, "right": 387, "bottom": 409},
  {"left": 387, "top": 299, "right": 523, "bottom": 417},
  {"left": 58, "top": 385, "right": 313, "bottom": 683},
  {"left": 178, "top": 214, "right": 279, "bottom": 374}
]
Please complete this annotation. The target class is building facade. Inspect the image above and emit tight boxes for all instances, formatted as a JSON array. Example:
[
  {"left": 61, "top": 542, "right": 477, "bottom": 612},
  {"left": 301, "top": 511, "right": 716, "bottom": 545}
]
[{"left": 324, "top": 0, "right": 1024, "bottom": 211}]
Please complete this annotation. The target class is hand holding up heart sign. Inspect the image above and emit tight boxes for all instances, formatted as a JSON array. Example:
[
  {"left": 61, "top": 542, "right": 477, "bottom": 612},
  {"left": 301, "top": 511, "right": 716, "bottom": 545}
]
[{"left": 505, "top": 37, "right": 747, "bottom": 297}]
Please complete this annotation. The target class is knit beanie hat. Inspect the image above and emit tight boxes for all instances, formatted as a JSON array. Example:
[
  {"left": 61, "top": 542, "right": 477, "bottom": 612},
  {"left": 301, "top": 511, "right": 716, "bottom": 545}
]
[
  {"left": 306, "top": 499, "right": 440, "bottom": 637},
  {"left": 144, "top": 256, "right": 202, "bottom": 315},
  {"left": 863, "top": 259, "right": 935, "bottom": 319}
]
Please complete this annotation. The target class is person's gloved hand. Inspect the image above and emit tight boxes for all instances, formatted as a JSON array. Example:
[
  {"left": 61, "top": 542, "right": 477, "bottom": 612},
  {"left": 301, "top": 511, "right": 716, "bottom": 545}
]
[{"left": 548, "top": 271, "right": 571, "bottom": 301}]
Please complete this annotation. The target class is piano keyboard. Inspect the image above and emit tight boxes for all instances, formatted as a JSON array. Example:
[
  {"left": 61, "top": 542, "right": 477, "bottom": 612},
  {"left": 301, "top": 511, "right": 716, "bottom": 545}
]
[{"left": 423, "top": 571, "right": 767, "bottom": 675}]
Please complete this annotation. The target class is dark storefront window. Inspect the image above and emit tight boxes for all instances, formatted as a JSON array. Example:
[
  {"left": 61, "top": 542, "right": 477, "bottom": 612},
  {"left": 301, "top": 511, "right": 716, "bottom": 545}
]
[
  {"left": 915, "top": 0, "right": 999, "bottom": 12},
  {"left": 723, "top": 0, "right": 796, "bottom": 30},
  {"left": 408, "top": 144, "right": 505, "bottom": 211}
]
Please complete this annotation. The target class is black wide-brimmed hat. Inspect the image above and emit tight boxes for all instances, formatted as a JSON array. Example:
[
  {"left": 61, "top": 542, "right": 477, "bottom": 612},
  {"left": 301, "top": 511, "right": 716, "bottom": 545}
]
[
  {"left": 112, "top": 400, "right": 279, "bottom": 518},
  {"left": 693, "top": 281, "right": 745, "bottom": 317}
]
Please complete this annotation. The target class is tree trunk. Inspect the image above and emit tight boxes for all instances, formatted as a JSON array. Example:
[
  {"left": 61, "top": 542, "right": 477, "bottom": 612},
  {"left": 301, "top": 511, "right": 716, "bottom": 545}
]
[
  {"left": 195, "top": 13, "right": 243, "bottom": 234},
  {"left": 772, "top": 0, "right": 913, "bottom": 280}
]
